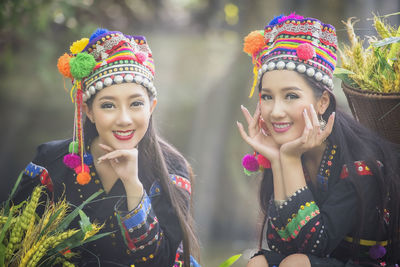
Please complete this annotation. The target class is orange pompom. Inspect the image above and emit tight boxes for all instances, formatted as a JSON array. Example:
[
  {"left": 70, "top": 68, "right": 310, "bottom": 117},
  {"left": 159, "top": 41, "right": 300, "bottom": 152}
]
[
  {"left": 243, "top": 30, "right": 266, "bottom": 55},
  {"left": 76, "top": 171, "right": 91, "bottom": 185},
  {"left": 57, "top": 53, "right": 73, "bottom": 79}
]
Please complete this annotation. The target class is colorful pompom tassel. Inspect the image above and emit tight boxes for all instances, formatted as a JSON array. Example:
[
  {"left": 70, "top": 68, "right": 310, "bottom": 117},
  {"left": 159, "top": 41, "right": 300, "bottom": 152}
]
[
  {"left": 63, "top": 153, "right": 81, "bottom": 169},
  {"left": 69, "top": 52, "right": 96, "bottom": 80},
  {"left": 257, "top": 154, "right": 271, "bottom": 169},
  {"left": 83, "top": 153, "right": 93, "bottom": 165},
  {"left": 369, "top": 245, "right": 386, "bottom": 260},
  {"left": 69, "top": 141, "right": 79, "bottom": 154},
  {"left": 242, "top": 153, "right": 259, "bottom": 172},
  {"left": 57, "top": 53, "right": 73, "bottom": 79},
  {"left": 76, "top": 171, "right": 91, "bottom": 185},
  {"left": 70, "top": 38, "right": 89, "bottom": 54},
  {"left": 242, "top": 152, "right": 271, "bottom": 175}
]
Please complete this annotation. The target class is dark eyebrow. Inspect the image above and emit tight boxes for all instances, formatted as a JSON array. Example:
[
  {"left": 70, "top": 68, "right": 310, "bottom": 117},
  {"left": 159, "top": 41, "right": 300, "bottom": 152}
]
[
  {"left": 261, "top": 87, "right": 302, "bottom": 93},
  {"left": 98, "top": 93, "right": 144, "bottom": 101}
]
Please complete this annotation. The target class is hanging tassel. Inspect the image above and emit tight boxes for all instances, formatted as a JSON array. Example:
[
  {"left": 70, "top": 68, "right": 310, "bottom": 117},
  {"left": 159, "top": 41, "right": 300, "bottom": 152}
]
[
  {"left": 75, "top": 82, "right": 91, "bottom": 185},
  {"left": 249, "top": 64, "right": 259, "bottom": 98}
]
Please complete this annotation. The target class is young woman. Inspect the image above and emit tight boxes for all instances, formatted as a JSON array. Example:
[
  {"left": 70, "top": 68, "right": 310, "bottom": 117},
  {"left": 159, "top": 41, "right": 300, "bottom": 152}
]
[
  {"left": 17, "top": 28, "right": 199, "bottom": 267},
  {"left": 237, "top": 14, "right": 400, "bottom": 267}
]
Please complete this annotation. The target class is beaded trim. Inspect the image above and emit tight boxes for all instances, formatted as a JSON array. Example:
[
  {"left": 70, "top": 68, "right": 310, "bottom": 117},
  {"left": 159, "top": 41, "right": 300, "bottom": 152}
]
[
  {"left": 256, "top": 59, "right": 333, "bottom": 92},
  {"left": 121, "top": 196, "right": 152, "bottom": 229},
  {"left": 264, "top": 20, "right": 337, "bottom": 46},
  {"left": 132, "top": 217, "right": 158, "bottom": 244},
  {"left": 316, "top": 143, "right": 337, "bottom": 191},
  {"left": 82, "top": 60, "right": 156, "bottom": 102},
  {"left": 133, "top": 232, "right": 164, "bottom": 263},
  {"left": 276, "top": 201, "right": 320, "bottom": 240}
]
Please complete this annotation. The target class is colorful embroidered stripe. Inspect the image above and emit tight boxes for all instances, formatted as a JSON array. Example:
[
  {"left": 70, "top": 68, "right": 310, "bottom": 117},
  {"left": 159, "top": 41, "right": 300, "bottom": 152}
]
[
  {"left": 122, "top": 196, "right": 151, "bottom": 229},
  {"left": 24, "top": 162, "right": 45, "bottom": 178},
  {"left": 277, "top": 202, "right": 320, "bottom": 240},
  {"left": 171, "top": 175, "right": 191, "bottom": 195},
  {"left": 340, "top": 160, "right": 383, "bottom": 179}
]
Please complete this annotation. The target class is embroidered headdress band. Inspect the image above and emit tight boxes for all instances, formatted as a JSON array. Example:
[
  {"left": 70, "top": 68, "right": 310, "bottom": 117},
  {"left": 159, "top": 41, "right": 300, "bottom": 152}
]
[{"left": 243, "top": 13, "right": 338, "bottom": 97}]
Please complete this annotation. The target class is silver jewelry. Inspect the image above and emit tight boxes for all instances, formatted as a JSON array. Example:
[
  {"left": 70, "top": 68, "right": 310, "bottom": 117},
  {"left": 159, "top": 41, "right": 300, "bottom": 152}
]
[{"left": 319, "top": 117, "right": 327, "bottom": 131}]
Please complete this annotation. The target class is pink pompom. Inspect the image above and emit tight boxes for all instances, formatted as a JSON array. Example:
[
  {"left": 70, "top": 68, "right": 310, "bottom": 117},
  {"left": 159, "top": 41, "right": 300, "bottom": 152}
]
[
  {"left": 63, "top": 153, "right": 81, "bottom": 169},
  {"left": 135, "top": 52, "right": 147, "bottom": 64},
  {"left": 296, "top": 43, "right": 315, "bottom": 61},
  {"left": 242, "top": 154, "right": 259, "bottom": 172},
  {"left": 278, "top": 12, "right": 304, "bottom": 23},
  {"left": 74, "top": 164, "right": 90, "bottom": 174},
  {"left": 257, "top": 154, "right": 271, "bottom": 169}
]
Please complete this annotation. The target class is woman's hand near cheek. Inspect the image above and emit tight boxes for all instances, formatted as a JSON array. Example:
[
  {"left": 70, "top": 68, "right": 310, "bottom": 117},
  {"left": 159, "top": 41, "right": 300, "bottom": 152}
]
[
  {"left": 280, "top": 104, "right": 335, "bottom": 158},
  {"left": 236, "top": 104, "right": 280, "bottom": 164},
  {"left": 97, "top": 144, "right": 143, "bottom": 210}
]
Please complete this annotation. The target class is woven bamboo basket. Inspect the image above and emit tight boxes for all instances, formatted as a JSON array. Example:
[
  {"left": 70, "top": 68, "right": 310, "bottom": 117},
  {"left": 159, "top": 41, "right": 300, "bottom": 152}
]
[{"left": 341, "top": 82, "right": 400, "bottom": 144}]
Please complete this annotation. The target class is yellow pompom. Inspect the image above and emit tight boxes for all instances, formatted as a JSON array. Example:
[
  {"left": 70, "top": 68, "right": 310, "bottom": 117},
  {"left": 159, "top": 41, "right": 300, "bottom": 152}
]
[
  {"left": 243, "top": 30, "right": 266, "bottom": 55},
  {"left": 70, "top": 38, "right": 89, "bottom": 54}
]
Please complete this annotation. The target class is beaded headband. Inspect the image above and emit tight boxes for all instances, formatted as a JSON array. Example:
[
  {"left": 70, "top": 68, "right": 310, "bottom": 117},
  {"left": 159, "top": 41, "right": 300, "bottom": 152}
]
[
  {"left": 243, "top": 13, "right": 338, "bottom": 97},
  {"left": 56, "top": 28, "right": 156, "bottom": 185}
]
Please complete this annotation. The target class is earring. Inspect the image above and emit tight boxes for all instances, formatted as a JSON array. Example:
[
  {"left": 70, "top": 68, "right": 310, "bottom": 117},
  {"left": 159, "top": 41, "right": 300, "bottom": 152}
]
[{"left": 319, "top": 116, "right": 327, "bottom": 131}]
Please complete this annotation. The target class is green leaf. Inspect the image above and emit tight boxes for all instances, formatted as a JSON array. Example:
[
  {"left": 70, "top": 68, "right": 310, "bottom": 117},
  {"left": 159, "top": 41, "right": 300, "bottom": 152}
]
[
  {"left": 219, "top": 254, "right": 242, "bottom": 267},
  {"left": 4, "top": 171, "right": 24, "bottom": 216},
  {"left": 0, "top": 208, "right": 13, "bottom": 244},
  {"left": 78, "top": 210, "right": 93, "bottom": 233},
  {"left": 52, "top": 190, "right": 103, "bottom": 234},
  {"left": 0, "top": 243, "right": 6, "bottom": 267},
  {"left": 333, "top": 67, "right": 358, "bottom": 87},
  {"left": 372, "top": 37, "right": 400, "bottom": 47}
]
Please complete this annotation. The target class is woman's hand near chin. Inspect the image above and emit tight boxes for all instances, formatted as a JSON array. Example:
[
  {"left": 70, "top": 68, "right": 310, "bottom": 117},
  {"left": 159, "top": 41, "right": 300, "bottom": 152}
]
[
  {"left": 280, "top": 104, "right": 335, "bottom": 159},
  {"left": 97, "top": 143, "right": 143, "bottom": 210},
  {"left": 237, "top": 104, "right": 286, "bottom": 201},
  {"left": 237, "top": 104, "right": 280, "bottom": 164}
]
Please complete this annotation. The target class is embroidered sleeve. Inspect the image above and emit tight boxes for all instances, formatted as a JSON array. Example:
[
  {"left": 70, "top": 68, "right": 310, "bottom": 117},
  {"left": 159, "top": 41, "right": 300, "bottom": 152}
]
[
  {"left": 267, "top": 173, "right": 378, "bottom": 257},
  {"left": 114, "top": 174, "right": 192, "bottom": 266},
  {"left": 115, "top": 192, "right": 162, "bottom": 264},
  {"left": 270, "top": 187, "right": 320, "bottom": 242}
]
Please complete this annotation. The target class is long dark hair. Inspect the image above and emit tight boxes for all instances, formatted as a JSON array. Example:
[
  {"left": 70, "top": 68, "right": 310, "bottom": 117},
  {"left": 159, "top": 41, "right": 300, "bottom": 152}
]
[
  {"left": 84, "top": 98, "right": 199, "bottom": 266},
  {"left": 257, "top": 75, "right": 400, "bottom": 263}
]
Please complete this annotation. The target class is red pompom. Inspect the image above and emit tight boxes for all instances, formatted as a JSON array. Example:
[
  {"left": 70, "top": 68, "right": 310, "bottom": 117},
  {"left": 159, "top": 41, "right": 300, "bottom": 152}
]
[
  {"left": 257, "top": 154, "right": 271, "bottom": 169},
  {"left": 76, "top": 171, "right": 91, "bottom": 185},
  {"left": 242, "top": 154, "right": 260, "bottom": 172},
  {"left": 63, "top": 153, "right": 81, "bottom": 169},
  {"left": 243, "top": 31, "right": 266, "bottom": 55},
  {"left": 135, "top": 52, "right": 147, "bottom": 64},
  {"left": 74, "top": 164, "right": 90, "bottom": 174},
  {"left": 296, "top": 43, "right": 315, "bottom": 61},
  {"left": 57, "top": 53, "right": 73, "bottom": 79}
]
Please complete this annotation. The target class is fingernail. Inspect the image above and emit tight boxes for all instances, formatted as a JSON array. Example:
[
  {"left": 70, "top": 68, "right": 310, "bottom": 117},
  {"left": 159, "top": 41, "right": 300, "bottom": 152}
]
[{"left": 240, "top": 105, "right": 244, "bottom": 109}]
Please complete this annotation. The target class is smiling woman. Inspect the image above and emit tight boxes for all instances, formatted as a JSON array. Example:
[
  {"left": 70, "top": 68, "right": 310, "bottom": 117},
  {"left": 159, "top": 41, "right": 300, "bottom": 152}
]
[
  {"left": 237, "top": 13, "right": 400, "bottom": 267},
  {"left": 13, "top": 28, "right": 200, "bottom": 267}
]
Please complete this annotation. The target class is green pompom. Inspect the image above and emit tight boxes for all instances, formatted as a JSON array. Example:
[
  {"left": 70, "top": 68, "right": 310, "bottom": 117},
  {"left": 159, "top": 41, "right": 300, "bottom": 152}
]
[
  {"left": 243, "top": 168, "right": 254, "bottom": 176},
  {"left": 69, "top": 141, "right": 79, "bottom": 154},
  {"left": 69, "top": 52, "right": 96, "bottom": 80}
]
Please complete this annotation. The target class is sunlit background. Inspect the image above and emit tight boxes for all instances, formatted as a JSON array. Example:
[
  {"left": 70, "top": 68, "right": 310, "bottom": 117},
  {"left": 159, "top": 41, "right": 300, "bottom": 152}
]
[{"left": 1, "top": 0, "right": 399, "bottom": 266}]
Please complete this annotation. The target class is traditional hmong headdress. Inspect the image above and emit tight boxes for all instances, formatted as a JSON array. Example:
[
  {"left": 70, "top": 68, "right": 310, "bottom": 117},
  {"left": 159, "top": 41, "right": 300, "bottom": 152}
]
[
  {"left": 57, "top": 28, "right": 156, "bottom": 185},
  {"left": 243, "top": 13, "right": 338, "bottom": 97}
]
